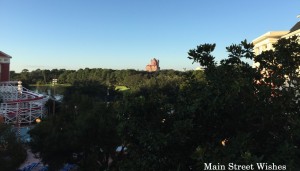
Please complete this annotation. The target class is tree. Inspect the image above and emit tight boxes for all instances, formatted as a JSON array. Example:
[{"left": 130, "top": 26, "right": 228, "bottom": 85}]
[
  {"left": 29, "top": 82, "right": 121, "bottom": 171},
  {"left": 188, "top": 37, "right": 300, "bottom": 170},
  {"left": 188, "top": 43, "right": 216, "bottom": 67},
  {"left": 20, "top": 69, "right": 30, "bottom": 83},
  {"left": 116, "top": 77, "right": 198, "bottom": 170},
  {"left": 0, "top": 124, "right": 27, "bottom": 171},
  {"left": 26, "top": 36, "right": 300, "bottom": 170}
]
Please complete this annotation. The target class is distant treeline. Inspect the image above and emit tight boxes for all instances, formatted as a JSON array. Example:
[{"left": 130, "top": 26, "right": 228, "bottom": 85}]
[{"left": 10, "top": 68, "right": 204, "bottom": 90}]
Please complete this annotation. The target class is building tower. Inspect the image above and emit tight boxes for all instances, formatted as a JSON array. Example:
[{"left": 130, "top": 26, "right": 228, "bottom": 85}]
[
  {"left": 146, "top": 58, "right": 160, "bottom": 72},
  {"left": 0, "top": 51, "right": 11, "bottom": 82}
]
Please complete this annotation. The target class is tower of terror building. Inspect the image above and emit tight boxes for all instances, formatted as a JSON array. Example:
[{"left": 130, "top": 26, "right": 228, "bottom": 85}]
[{"left": 146, "top": 58, "right": 160, "bottom": 72}]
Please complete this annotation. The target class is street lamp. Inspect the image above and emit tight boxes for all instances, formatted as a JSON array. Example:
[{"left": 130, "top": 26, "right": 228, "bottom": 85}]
[
  {"left": 17, "top": 81, "right": 22, "bottom": 141},
  {"left": 35, "top": 118, "right": 41, "bottom": 123},
  {"left": 17, "top": 81, "right": 22, "bottom": 93},
  {"left": 52, "top": 79, "right": 58, "bottom": 115}
]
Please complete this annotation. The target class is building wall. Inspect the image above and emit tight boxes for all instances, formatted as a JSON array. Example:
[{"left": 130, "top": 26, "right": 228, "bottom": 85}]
[
  {"left": 252, "top": 28, "right": 300, "bottom": 68},
  {"left": 0, "top": 55, "right": 11, "bottom": 82},
  {"left": 282, "top": 29, "right": 300, "bottom": 39},
  {"left": 252, "top": 31, "right": 289, "bottom": 55},
  {"left": 0, "top": 63, "right": 10, "bottom": 81}
]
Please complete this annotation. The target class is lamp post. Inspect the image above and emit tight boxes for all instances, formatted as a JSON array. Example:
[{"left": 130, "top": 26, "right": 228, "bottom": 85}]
[
  {"left": 17, "top": 81, "right": 22, "bottom": 141},
  {"left": 52, "top": 79, "right": 57, "bottom": 115}
]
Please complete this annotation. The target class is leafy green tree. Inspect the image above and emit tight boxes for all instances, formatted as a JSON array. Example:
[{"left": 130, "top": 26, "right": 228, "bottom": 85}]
[
  {"left": 25, "top": 36, "right": 300, "bottom": 171},
  {"left": 19, "top": 69, "right": 30, "bottom": 84},
  {"left": 188, "top": 37, "right": 300, "bottom": 170},
  {"left": 253, "top": 36, "right": 300, "bottom": 168},
  {"left": 9, "top": 70, "right": 19, "bottom": 81},
  {"left": 29, "top": 82, "right": 121, "bottom": 171},
  {"left": 0, "top": 124, "right": 27, "bottom": 171},
  {"left": 188, "top": 43, "right": 216, "bottom": 67},
  {"left": 116, "top": 79, "right": 197, "bottom": 171}
]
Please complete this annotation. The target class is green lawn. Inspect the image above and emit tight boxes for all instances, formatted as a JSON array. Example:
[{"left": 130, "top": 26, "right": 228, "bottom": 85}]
[{"left": 115, "top": 85, "right": 130, "bottom": 91}]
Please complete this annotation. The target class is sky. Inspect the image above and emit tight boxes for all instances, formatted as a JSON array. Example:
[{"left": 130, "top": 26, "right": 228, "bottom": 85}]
[{"left": 1, "top": 0, "right": 300, "bottom": 72}]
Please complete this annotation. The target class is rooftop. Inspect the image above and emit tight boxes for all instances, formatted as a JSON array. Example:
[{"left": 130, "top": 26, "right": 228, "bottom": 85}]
[
  {"left": 290, "top": 21, "right": 300, "bottom": 33},
  {"left": 0, "top": 51, "right": 12, "bottom": 58}
]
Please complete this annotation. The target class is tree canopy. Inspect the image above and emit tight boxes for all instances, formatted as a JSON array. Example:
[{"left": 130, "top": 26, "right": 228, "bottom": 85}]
[
  {"left": 0, "top": 124, "right": 27, "bottom": 171},
  {"left": 28, "top": 36, "right": 300, "bottom": 170}
]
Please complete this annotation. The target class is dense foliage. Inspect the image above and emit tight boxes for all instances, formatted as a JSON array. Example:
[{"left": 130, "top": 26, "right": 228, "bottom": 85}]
[
  {"left": 0, "top": 124, "right": 27, "bottom": 171},
  {"left": 11, "top": 68, "right": 187, "bottom": 91},
  {"left": 28, "top": 36, "right": 300, "bottom": 170},
  {"left": 29, "top": 82, "right": 121, "bottom": 170}
]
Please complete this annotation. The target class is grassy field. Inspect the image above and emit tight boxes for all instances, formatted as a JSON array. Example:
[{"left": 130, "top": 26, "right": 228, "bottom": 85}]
[{"left": 115, "top": 85, "right": 130, "bottom": 91}]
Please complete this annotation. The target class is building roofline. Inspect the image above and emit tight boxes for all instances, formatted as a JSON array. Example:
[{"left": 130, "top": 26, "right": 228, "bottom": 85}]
[
  {"left": 289, "top": 21, "right": 300, "bottom": 32},
  {"left": 0, "top": 51, "right": 12, "bottom": 58},
  {"left": 252, "top": 31, "right": 289, "bottom": 44},
  {"left": 282, "top": 28, "right": 300, "bottom": 38}
]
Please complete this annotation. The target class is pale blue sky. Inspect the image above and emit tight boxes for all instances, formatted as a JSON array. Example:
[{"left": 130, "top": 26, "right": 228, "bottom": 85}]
[{"left": 1, "top": 0, "right": 300, "bottom": 72}]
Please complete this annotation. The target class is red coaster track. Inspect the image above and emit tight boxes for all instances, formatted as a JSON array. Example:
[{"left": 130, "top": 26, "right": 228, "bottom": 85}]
[{"left": 0, "top": 81, "right": 48, "bottom": 124}]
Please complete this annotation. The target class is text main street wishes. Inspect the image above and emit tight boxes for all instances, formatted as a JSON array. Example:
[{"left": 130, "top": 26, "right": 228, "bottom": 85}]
[{"left": 204, "top": 163, "right": 286, "bottom": 170}]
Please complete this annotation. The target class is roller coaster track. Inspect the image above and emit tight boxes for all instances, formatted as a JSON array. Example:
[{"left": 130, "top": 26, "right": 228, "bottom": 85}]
[{"left": 0, "top": 81, "right": 48, "bottom": 124}]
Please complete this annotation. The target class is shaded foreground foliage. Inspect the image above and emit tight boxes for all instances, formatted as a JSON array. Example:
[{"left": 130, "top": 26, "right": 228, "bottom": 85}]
[
  {"left": 29, "top": 83, "right": 121, "bottom": 170},
  {"left": 0, "top": 124, "right": 27, "bottom": 171},
  {"left": 187, "top": 38, "right": 300, "bottom": 170},
  {"left": 29, "top": 36, "right": 300, "bottom": 170}
]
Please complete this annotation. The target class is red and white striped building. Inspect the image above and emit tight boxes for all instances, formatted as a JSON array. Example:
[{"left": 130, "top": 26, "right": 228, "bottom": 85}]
[{"left": 0, "top": 51, "right": 48, "bottom": 124}]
